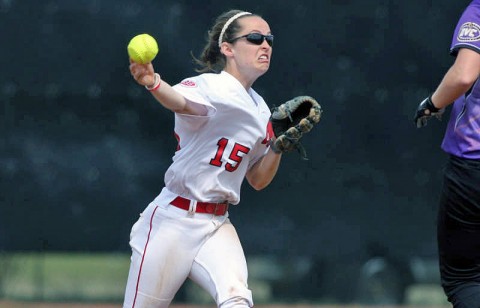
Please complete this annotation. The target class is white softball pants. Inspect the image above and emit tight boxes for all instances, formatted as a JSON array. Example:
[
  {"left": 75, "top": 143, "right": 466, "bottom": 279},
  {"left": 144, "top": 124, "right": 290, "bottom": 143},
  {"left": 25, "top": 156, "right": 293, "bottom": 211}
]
[{"left": 123, "top": 187, "right": 253, "bottom": 308}]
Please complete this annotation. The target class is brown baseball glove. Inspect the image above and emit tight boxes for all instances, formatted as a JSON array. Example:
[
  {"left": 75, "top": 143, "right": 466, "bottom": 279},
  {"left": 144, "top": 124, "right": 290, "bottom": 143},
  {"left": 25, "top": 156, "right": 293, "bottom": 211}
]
[{"left": 269, "top": 96, "right": 322, "bottom": 159}]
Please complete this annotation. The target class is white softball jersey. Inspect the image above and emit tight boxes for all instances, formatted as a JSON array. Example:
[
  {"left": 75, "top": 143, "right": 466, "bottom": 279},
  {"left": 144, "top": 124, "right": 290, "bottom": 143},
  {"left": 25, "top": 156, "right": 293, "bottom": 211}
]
[
  {"left": 166, "top": 70, "right": 272, "bottom": 205},
  {"left": 123, "top": 70, "right": 271, "bottom": 308}
]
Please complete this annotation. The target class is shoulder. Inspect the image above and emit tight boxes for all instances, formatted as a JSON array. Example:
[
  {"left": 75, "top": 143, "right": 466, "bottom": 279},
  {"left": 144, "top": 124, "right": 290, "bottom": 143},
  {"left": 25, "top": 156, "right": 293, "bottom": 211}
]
[
  {"left": 249, "top": 88, "right": 266, "bottom": 104},
  {"left": 250, "top": 88, "right": 271, "bottom": 114},
  {"left": 175, "top": 73, "right": 222, "bottom": 88},
  {"left": 450, "top": 4, "right": 480, "bottom": 55},
  {"left": 171, "top": 74, "right": 215, "bottom": 108}
]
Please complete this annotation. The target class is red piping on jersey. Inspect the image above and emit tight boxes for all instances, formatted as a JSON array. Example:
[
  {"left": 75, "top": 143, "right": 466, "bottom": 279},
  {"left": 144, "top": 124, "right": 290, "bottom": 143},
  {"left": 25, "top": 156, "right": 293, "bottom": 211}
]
[
  {"left": 132, "top": 205, "right": 159, "bottom": 307},
  {"left": 174, "top": 132, "right": 181, "bottom": 151},
  {"left": 262, "top": 121, "right": 274, "bottom": 144}
]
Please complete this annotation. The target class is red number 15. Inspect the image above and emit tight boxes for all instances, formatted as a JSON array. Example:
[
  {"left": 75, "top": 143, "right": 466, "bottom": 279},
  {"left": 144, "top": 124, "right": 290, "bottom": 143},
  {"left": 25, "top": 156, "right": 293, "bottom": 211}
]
[{"left": 209, "top": 138, "right": 250, "bottom": 172}]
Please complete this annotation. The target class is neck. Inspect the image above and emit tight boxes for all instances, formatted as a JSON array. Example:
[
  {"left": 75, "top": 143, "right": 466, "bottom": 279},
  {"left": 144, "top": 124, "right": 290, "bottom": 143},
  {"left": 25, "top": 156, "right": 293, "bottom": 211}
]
[{"left": 223, "top": 66, "right": 257, "bottom": 90}]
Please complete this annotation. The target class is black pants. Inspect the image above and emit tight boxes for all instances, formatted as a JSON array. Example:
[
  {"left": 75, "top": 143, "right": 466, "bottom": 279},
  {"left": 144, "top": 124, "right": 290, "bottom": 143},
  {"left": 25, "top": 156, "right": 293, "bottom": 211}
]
[{"left": 437, "top": 155, "right": 480, "bottom": 307}]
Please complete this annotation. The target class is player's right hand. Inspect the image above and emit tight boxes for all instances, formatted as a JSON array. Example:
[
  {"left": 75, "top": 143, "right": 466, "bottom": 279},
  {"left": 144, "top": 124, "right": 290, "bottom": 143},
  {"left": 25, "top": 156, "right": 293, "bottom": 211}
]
[
  {"left": 413, "top": 95, "right": 445, "bottom": 128},
  {"left": 129, "top": 59, "right": 155, "bottom": 87}
]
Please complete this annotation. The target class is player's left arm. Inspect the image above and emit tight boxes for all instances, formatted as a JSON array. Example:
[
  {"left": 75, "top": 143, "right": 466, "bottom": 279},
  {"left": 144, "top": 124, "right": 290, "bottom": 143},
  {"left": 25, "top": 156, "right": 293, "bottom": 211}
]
[{"left": 245, "top": 149, "right": 281, "bottom": 191}]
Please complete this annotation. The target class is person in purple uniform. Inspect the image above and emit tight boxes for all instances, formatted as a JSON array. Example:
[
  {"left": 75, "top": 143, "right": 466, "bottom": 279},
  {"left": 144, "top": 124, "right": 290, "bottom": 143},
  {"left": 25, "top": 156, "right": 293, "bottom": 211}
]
[{"left": 413, "top": 1, "right": 480, "bottom": 307}]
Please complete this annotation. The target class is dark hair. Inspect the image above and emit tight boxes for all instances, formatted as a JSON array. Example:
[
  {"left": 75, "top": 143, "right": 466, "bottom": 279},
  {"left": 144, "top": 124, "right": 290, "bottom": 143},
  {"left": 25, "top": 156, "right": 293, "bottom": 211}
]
[{"left": 192, "top": 10, "right": 258, "bottom": 73}]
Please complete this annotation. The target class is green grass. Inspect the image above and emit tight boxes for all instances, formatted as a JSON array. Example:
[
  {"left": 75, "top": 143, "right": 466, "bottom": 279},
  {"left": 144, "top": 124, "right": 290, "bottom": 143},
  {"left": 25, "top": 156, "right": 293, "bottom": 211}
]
[
  {"left": 0, "top": 252, "right": 130, "bottom": 301},
  {"left": 0, "top": 252, "right": 450, "bottom": 306}
]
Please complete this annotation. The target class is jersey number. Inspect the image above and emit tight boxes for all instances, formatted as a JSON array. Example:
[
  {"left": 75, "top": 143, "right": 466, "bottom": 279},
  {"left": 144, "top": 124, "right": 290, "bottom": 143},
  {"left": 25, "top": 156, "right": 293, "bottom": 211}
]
[{"left": 209, "top": 138, "right": 250, "bottom": 172}]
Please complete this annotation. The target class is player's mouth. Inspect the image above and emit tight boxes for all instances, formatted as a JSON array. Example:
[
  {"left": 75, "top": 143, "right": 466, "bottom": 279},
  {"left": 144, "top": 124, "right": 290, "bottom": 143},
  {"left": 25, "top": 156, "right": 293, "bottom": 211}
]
[{"left": 258, "top": 55, "right": 269, "bottom": 62}]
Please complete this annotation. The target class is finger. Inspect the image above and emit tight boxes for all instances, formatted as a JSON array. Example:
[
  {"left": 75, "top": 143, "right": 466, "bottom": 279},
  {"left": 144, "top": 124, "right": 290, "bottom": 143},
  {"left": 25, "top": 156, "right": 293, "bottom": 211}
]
[
  {"left": 308, "top": 111, "right": 321, "bottom": 124},
  {"left": 285, "top": 127, "right": 302, "bottom": 139},
  {"left": 297, "top": 119, "right": 313, "bottom": 133},
  {"left": 132, "top": 68, "right": 145, "bottom": 81},
  {"left": 131, "top": 66, "right": 149, "bottom": 80},
  {"left": 129, "top": 66, "right": 136, "bottom": 77},
  {"left": 416, "top": 117, "right": 424, "bottom": 128},
  {"left": 129, "top": 62, "right": 142, "bottom": 76},
  {"left": 421, "top": 117, "right": 428, "bottom": 127}
]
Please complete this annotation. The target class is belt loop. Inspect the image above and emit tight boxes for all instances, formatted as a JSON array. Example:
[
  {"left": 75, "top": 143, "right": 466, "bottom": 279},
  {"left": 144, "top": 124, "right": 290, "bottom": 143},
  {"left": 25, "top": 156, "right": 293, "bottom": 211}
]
[{"left": 188, "top": 199, "right": 197, "bottom": 216}]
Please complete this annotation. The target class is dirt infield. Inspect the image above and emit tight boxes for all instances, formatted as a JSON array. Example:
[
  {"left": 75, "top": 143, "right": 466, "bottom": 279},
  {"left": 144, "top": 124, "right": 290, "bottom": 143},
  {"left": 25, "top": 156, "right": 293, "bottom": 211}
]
[{"left": 0, "top": 302, "right": 451, "bottom": 308}]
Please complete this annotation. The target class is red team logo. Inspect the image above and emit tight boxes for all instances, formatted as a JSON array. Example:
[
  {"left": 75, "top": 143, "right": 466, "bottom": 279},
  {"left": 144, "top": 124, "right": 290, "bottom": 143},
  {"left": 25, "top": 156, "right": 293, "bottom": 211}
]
[{"left": 180, "top": 79, "right": 198, "bottom": 87}]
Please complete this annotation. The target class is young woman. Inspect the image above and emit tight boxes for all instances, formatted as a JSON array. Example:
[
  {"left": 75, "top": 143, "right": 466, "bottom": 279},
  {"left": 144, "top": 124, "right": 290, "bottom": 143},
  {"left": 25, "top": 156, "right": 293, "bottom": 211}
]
[
  {"left": 414, "top": 1, "right": 480, "bottom": 307},
  {"left": 123, "top": 9, "right": 282, "bottom": 308}
]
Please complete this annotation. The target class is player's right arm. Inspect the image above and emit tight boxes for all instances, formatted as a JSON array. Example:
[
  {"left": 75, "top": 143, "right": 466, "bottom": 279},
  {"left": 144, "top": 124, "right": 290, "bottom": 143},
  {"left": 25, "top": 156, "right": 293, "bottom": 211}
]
[
  {"left": 414, "top": 48, "right": 480, "bottom": 127},
  {"left": 129, "top": 60, "right": 208, "bottom": 116},
  {"left": 431, "top": 48, "right": 480, "bottom": 108},
  {"left": 245, "top": 149, "right": 282, "bottom": 191}
]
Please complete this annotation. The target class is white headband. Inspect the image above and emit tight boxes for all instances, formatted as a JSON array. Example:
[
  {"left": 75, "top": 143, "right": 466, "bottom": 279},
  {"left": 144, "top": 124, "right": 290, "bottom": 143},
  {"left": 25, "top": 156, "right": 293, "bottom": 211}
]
[{"left": 218, "top": 11, "right": 252, "bottom": 48}]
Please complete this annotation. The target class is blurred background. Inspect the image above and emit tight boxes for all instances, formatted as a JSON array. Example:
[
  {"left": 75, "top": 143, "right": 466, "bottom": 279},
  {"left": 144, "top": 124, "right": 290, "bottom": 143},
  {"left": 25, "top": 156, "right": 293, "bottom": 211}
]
[{"left": 0, "top": 0, "right": 469, "bottom": 306}]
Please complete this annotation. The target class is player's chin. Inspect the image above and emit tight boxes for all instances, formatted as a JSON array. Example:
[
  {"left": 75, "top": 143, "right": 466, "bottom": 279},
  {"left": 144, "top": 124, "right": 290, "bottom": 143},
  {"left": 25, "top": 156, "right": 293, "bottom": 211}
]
[
  {"left": 256, "top": 69, "right": 269, "bottom": 78},
  {"left": 257, "top": 63, "right": 270, "bottom": 74}
]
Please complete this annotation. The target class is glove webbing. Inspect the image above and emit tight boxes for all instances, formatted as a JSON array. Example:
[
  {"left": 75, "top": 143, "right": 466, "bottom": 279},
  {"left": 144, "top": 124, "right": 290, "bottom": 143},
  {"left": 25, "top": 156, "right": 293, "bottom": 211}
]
[{"left": 270, "top": 135, "right": 309, "bottom": 160}]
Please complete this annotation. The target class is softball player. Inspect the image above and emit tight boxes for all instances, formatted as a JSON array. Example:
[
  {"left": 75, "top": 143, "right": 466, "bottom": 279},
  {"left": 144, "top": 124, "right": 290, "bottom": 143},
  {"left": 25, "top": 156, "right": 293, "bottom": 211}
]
[
  {"left": 414, "top": 1, "right": 480, "bottom": 307},
  {"left": 124, "top": 10, "right": 281, "bottom": 308}
]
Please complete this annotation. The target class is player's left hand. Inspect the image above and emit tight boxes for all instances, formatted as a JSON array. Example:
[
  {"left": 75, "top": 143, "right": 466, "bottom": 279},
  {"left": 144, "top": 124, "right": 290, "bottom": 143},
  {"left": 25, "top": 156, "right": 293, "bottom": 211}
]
[
  {"left": 270, "top": 96, "right": 322, "bottom": 159},
  {"left": 413, "top": 95, "right": 445, "bottom": 128}
]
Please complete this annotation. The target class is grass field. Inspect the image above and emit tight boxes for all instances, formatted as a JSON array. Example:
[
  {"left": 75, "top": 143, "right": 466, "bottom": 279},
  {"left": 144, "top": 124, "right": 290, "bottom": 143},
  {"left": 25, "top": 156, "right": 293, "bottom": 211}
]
[
  {"left": 0, "top": 253, "right": 451, "bottom": 308},
  {"left": 0, "top": 303, "right": 452, "bottom": 308},
  {"left": 0, "top": 302, "right": 452, "bottom": 308},
  {"left": 0, "top": 253, "right": 129, "bottom": 302}
]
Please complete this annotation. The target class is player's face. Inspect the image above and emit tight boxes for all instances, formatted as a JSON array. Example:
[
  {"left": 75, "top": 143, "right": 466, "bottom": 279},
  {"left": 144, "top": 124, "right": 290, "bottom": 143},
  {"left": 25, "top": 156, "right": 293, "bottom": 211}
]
[{"left": 230, "top": 16, "right": 272, "bottom": 78}]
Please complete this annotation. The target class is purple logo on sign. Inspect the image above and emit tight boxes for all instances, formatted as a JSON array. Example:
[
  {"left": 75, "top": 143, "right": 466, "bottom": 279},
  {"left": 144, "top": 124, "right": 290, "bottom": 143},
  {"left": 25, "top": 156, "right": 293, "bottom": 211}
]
[{"left": 458, "top": 22, "right": 480, "bottom": 42}]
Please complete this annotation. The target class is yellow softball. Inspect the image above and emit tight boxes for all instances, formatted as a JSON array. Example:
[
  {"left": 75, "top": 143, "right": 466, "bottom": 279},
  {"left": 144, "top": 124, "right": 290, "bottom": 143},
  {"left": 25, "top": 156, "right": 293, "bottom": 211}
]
[{"left": 127, "top": 33, "right": 158, "bottom": 64}]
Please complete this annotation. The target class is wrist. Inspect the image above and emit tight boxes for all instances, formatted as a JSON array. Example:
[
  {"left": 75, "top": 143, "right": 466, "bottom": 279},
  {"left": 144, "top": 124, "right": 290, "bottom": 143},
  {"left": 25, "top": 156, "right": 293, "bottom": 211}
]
[
  {"left": 427, "top": 94, "right": 440, "bottom": 112},
  {"left": 145, "top": 73, "right": 161, "bottom": 92},
  {"left": 268, "top": 139, "right": 282, "bottom": 154}
]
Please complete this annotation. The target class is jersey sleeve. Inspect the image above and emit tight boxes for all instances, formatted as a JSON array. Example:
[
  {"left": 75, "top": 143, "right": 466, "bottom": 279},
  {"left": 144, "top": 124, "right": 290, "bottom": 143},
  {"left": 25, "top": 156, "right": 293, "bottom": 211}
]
[
  {"left": 171, "top": 76, "right": 217, "bottom": 131},
  {"left": 450, "top": 3, "right": 480, "bottom": 56},
  {"left": 172, "top": 77, "right": 216, "bottom": 114}
]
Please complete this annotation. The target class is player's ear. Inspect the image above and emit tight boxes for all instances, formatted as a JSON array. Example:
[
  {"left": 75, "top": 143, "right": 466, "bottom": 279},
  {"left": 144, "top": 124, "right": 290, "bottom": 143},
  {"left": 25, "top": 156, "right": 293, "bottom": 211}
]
[{"left": 220, "top": 42, "right": 234, "bottom": 57}]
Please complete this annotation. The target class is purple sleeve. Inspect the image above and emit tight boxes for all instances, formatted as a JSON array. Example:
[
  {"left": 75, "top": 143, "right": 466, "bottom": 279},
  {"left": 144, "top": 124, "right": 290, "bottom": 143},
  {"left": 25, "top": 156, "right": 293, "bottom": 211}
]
[{"left": 450, "top": 1, "right": 480, "bottom": 56}]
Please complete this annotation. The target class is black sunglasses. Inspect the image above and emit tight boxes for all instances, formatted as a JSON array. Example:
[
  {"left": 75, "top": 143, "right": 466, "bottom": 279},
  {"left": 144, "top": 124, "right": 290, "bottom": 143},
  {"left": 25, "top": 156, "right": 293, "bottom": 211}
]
[{"left": 230, "top": 33, "right": 274, "bottom": 47}]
